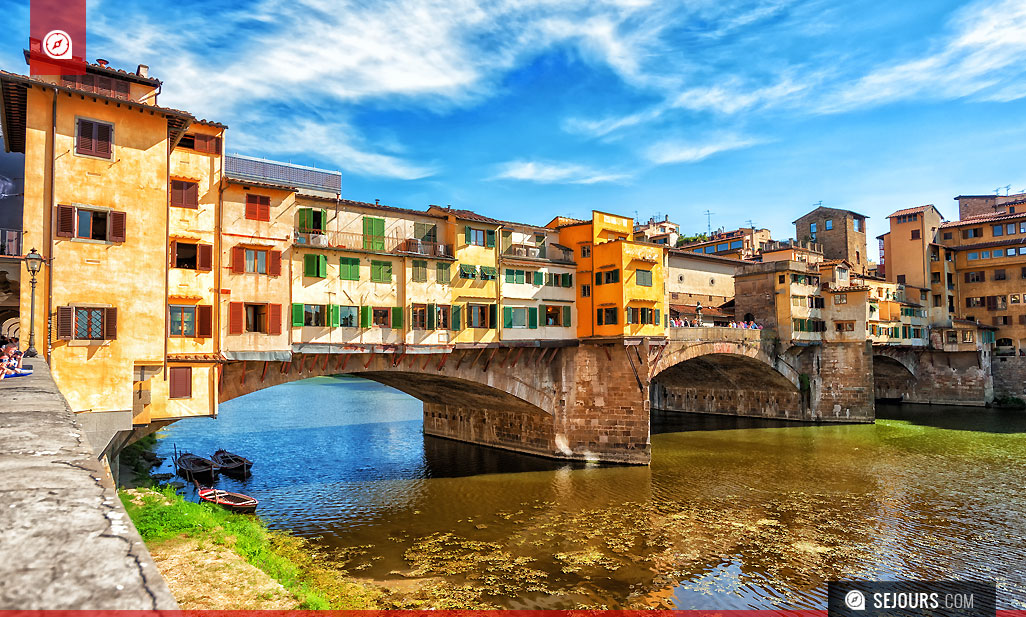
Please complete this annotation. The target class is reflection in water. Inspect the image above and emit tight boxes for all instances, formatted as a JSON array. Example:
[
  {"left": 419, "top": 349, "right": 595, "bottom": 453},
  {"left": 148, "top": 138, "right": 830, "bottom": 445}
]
[{"left": 153, "top": 376, "right": 1026, "bottom": 609}]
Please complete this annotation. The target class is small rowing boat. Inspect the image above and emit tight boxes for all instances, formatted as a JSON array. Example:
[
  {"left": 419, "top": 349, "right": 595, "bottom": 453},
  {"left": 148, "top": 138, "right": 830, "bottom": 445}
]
[
  {"left": 211, "top": 449, "right": 253, "bottom": 478},
  {"left": 197, "top": 486, "right": 258, "bottom": 514},
  {"left": 174, "top": 450, "right": 219, "bottom": 482}
]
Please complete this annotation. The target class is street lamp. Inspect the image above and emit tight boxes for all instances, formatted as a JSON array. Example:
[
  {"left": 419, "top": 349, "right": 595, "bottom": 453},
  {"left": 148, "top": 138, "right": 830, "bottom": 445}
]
[{"left": 24, "top": 248, "right": 44, "bottom": 358}]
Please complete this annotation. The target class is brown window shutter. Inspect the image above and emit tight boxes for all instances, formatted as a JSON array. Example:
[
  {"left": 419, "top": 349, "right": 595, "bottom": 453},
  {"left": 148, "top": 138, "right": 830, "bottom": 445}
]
[
  {"left": 109, "top": 211, "right": 126, "bottom": 243},
  {"left": 169, "top": 366, "right": 192, "bottom": 399},
  {"left": 56, "top": 204, "right": 75, "bottom": 237},
  {"left": 94, "top": 122, "right": 112, "bottom": 158},
  {"left": 114, "top": 80, "right": 130, "bottom": 100},
  {"left": 169, "top": 240, "right": 178, "bottom": 267},
  {"left": 259, "top": 197, "right": 270, "bottom": 221},
  {"left": 212, "top": 136, "right": 222, "bottom": 155},
  {"left": 76, "top": 119, "right": 94, "bottom": 155},
  {"left": 171, "top": 180, "right": 183, "bottom": 207},
  {"left": 245, "top": 194, "right": 258, "bottom": 220},
  {"left": 97, "top": 76, "right": 112, "bottom": 96},
  {"left": 231, "top": 246, "right": 245, "bottom": 274},
  {"left": 197, "top": 243, "right": 213, "bottom": 271},
  {"left": 197, "top": 305, "right": 213, "bottom": 338},
  {"left": 185, "top": 182, "right": 198, "bottom": 208},
  {"left": 103, "top": 307, "right": 117, "bottom": 340},
  {"left": 268, "top": 250, "right": 281, "bottom": 276},
  {"left": 56, "top": 306, "right": 74, "bottom": 340},
  {"left": 229, "top": 302, "right": 244, "bottom": 335},
  {"left": 268, "top": 304, "right": 282, "bottom": 335},
  {"left": 194, "top": 134, "right": 209, "bottom": 153}
]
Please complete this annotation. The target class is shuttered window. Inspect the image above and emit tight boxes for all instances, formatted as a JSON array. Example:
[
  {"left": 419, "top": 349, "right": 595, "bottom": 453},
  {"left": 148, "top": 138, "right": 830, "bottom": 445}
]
[
  {"left": 75, "top": 118, "right": 113, "bottom": 159},
  {"left": 169, "top": 367, "right": 192, "bottom": 399},
  {"left": 370, "top": 260, "right": 392, "bottom": 283},
  {"left": 193, "top": 134, "right": 222, "bottom": 154},
  {"left": 411, "top": 260, "right": 427, "bottom": 282},
  {"left": 303, "top": 254, "right": 328, "bottom": 278},
  {"left": 636, "top": 269, "right": 652, "bottom": 287},
  {"left": 436, "top": 263, "right": 451, "bottom": 284},
  {"left": 339, "top": 257, "right": 360, "bottom": 281},
  {"left": 363, "top": 217, "right": 385, "bottom": 250},
  {"left": 171, "top": 180, "right": 199, "bottom": 209},
  {"left": 229, "top": 302, "right": 245, "bottom": 335},
  {"left": 414, "top": 222, "right": 437, "bottom": 243},
  {"left": 268, "top": 304, "right": 282, "bottom": 335},
  {"left": 245, "top": 194, "right": 271, "bottom": 221},
  {"left": 57, "top": 306, "right": 117, "bottom": 340},
  {"left": 56, "top": 205, "right": 126, "bottom": 243}
]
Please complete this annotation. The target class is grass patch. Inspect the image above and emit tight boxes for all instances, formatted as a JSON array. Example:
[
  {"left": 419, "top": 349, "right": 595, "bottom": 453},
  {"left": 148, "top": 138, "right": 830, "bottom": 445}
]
[{"left": 121, "top": 486, "right": 381, "bottom": 609}]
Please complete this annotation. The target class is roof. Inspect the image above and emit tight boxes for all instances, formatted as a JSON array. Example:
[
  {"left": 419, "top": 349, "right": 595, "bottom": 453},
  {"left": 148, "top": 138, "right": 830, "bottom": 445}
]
[
  {"left": 818, "top": 259, "right": 853, "bottom": 267},
  {"left": 792, "top": 206, "right": 869, "bottom": 224},
  {"left": 224, "top": 177, "right": 297, "bottom": 193},
  {"left": 886, "top": 205, "right": 942, "bottom": 219},
  {"left": 667, "top": 248, "right": 748, "bottom": 265},
  {"left": 342, "top": 199, "right": 444, "bottom": 220},
  {"left": 22, "top": 49, "right": 161, "bottom": 86},
  {"left": 945, "top": 237, "right": 1026, "bottom": 252},
  {"left": 194, "top": 118, "right": 228, "bottom": 130},
  {"left": 0, "top": 69, "right": 194, "bottom": 154},
  {"left": 940, "top": 210, "right": 1026, "bottom": 227},
  {"left": 546, "top": 216, "right": 587, "bottom": 229},
  {"left": 429, "top": 205, "right": 549, "bottom": 231}
]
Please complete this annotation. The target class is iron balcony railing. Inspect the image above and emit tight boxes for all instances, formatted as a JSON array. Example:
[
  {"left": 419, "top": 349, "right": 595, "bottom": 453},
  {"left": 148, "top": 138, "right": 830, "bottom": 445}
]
[
  {"left": 226, "top": 154, "right": 341, "bottom": 194},
  {"left": 502, "top": 243, "right": 574, "bottom": 263},
  {"left": 0, "top": 229, "right": 22, "bottom": 256},
  {"left": 295, "top": 229, "right": 453, "bottom": 258}
]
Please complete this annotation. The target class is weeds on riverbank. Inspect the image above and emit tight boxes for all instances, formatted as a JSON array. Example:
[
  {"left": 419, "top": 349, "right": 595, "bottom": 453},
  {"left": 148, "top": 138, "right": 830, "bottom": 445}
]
[{"left": 120, "top": 487, "right": 382, "bottom": 609}]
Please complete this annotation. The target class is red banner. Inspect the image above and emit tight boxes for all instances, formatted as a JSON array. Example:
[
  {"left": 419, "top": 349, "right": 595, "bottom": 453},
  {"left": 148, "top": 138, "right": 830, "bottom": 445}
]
[{"left": 28, "top": 0, "right": 86, "bottom": 76}]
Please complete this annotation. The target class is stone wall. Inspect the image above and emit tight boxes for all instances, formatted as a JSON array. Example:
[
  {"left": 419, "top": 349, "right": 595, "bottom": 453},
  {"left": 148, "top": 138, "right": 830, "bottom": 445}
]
[
  {"left": 801, "top": 342, "right": 875, "bottom": 421},
  {"left": 651, "top": 382, "right": 802, "bottom": 420},
  {"left": 903, "top": 350, "right": 993, "bottom": 405},
  {"left": 992, "top": 355, "right": 1026, "bottom": 398}
]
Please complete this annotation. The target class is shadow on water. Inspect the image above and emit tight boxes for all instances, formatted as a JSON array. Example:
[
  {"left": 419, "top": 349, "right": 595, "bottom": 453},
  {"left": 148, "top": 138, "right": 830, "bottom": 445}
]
[
  {"left": 877, "top": 402, "right": 1026, "bottom": 434},
  {"left": 651, "top": 408, "right": 818, "bottom": 435},
  {"left": 421, "top": 434, "right": 591, "bottom": 478}
]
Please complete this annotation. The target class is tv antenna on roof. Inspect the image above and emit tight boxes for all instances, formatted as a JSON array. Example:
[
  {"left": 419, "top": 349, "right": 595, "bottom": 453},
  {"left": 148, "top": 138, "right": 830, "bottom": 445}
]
[
  {"left": 746, "top": 219, "right": 754, "bottom": 229},
  {"left": 1004, "top": 185, "right": 1012, "bottom": 196},
  {"left": 703, "top": 210, "right": 714, "bottom": 234},
  {"left": 813, "top": 200, "right": 823, "bottom": 208}
]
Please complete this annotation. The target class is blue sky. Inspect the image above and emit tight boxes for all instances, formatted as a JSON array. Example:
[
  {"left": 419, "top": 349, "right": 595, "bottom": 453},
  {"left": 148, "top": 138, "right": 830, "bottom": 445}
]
[{"left": 2, "top": 0, "right": 1026, "bottom": 257}]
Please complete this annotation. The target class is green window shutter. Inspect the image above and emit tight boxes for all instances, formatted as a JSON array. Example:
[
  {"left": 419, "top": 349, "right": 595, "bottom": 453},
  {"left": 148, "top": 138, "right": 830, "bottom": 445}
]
[
  {"left": 488, "top": 304, "right": 497, "bottom": 329},
  {"left": 486, "top": 229, "right": 496, "bottom": 248},
  {"left": 562, "top": 273, "right": 572, "bottom": 287},
  {"left": 298, "top": 208, "right": 311, "bottom": 230},
  {"left": 595, "top": 272, "right": 602, "bottom": 285},
  {"left": 427, "top": 303, "right": 437, "bottom": 329},
  {"left": 465, "top": 226, "right": 472, "bottom": 245},
  {"left": 318, "top": 255, "right": 328, "bottom": 278},
  {"left": 654, "top": 308, "right": 660, "bottom": 325},
  {"left": 562, "top": 305, "right": 571, "bottom": 327},
  {"left": 437, "top": 262, "right": 450, "bottom": 284},
  {"left": 503, "top": 306, "right": 513, "bottom": 328},
  {"left": 515, "top": 270, "right": 525, "bottom": 284},
  {"left": 341, "top": 257, "right": 359, "bottom": 280},
  {"left": 384, "top": 262, "right": 392, "bottom": 281},
  {"left": 611, "top": 269, "right": 620, "bottom": 283},
  {"left": 452, "top": 305, "right": 461, "bottom": 330},
  {"left": 596, "top": 308, "right": 604, "bottom": 326},
  {"left": 303, "top": 253, "right": 317, "bottom": 277},
  {"left": 360, "top": 306, "right": 372, "bottom": 328},
  {"left": 392, "top": 307, "right": 403, "bottom": 329},
  {"left": 533, "top": 271, "right": 543, "bottom": 286},
  {"left": 292, "top": 303, "right": 304, "bottom": 327},
  {"left": 505, "top": 269, "right": 515, "bottom": 283},
  {"left": 528, "top": 307, "right": 538, "bottom": 329},
  {"left": 330, "top": 304, "right": 340, "bottom": 327},
  {"left": 317, "top": 209, "right": 326, "bottom": 231}
]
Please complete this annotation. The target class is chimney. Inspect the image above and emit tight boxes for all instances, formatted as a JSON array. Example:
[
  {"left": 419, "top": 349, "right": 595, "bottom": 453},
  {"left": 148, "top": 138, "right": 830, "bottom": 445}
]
[
  {"left": 137, "top": 64, "right": 149, "bottom": 78},
  {"left": 95, "top": 58, "right": 109, "bottom": 67},
  {"left": 375, "top": 199, "right": 380, "bottom": 205}
]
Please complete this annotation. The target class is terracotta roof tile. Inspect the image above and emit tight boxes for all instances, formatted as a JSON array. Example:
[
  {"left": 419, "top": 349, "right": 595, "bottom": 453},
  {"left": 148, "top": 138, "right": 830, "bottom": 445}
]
[{"left": 886, "top": 205, "right": 935, "bottom": 218}]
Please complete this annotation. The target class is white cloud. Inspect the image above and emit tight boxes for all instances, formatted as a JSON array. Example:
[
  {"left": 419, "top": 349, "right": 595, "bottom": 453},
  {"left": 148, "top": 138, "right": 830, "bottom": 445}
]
[
  {"left": 493, "top": 160, "right": 630, "bottom": 184},
  {"left": 644, "top": 134, "right": 763, "bottom": 165}
]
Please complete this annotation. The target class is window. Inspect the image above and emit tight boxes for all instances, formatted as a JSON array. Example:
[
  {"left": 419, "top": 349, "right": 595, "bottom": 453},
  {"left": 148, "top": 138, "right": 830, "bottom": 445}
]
[
  {"left": 897, "top": 274, "right": 906, "bottom": 284},
  {"left": 968, "top": 252, "right": 979, "bottom": 260},
  {"left": 76, "top": 118, "right": 113, "bottom": 159},
  {"left": 581, "top": 284, "right": 591, "bottom": 298},
  {"left": 466, "top": 227, "right": 486, "bottom": 247},
  {"left": 1007, "top": 223, "right": 1017, "bottom": 235},
  {"left": 933, "top": 294, "right": 942, "bottom": 307},
  {"left": 825, "top": 219, "right": 833, "bottom": 230},
  {"left": 778, "top": 275, "right": 786, "bottom": 284},
  {"left": 995, "top": 316, "right": 1011, "bottom": 326},
  {"left": 303, "top": 254, "right": 328, "bottom": 278},
  {"left": 597, "top": 269, "right": 619, "bottom": 285},
  {"left": 995, "top": 269, "right": 1007, "bottom": 281},
  {"left": 169, "top": 305, "right": 197, "bottom": 337},
  {"left": 1009, "top": 248, "right": 1017, "bottom": 257},
  {"left": 597, "top": 307, "right": 618, "bottom": 325},
  {"left": 304, "top": 304, "right": 326, "bottom": 327},
  {"left": 245, "top": 304, "right": 267, "bottom": 333},
  {"left": 545, "top": 306, "right": 561, "bottom": 326},
  {"left": 239, "top": 248, "right": 264, "bottom": 274},
  {"left": 370, "top": 260, "right": 393, "bottom": 283},
  {"left": 965, "top": 271, "right": 985, "bottom": 283},
  {"left": 982, "top": 251, "right": 991, "bottom": 259},
  {"left": 810, "top": 223, "right": 817, "bottom": 237},
  {"left": 363, "top": 216, "right": 385, "bottom": 250},
  {"left": 177, "top": 133, "right": 220, "bottom": 154},
  {"left": 298, "top": 208, "right": 327, "bottom": 234},
  {"left": 480, "top": 266, "right": 497, "bottom": 281},
  {"left": 339, "top": 306, "right": 358, "bottom": 327},
  {"left": 581, "top": 244, "right": 591, "bottom": 258},
  {"left": 245, "top": 194, "right": 270, "bottom": 221},
  {"left": 729, "top": 240, "right": 743, "bottom": 250},
  {"left": 716, "top": 243, "right": 729, "bottom": 251},
  {"left": 169, "top": 367, "right": 192, "bottom": 399},
  {"left": 55, "top": 306, "right": 117, "bottom": 341},
  {"left": 910, "top": 229, "right": 920, "bottom": 240},
  {"left": 962, "top": 228, "right": 983, "bottom": 239},
  {"left": 436, "top": 305, "right": 451, "bottom": 330},
  {"left": 1012, "top": 294, "right": 1020, "bottom": 304},
  {"left": 467, "top": 304, "right": 492, "bottom": 328},
  {"left": 966, "top": 297, "right": 984, "bottom": 308},
  {"left": 507, "top": 307, "right": 527, "bottom": 328},
  {"left": 437, "top": 262, "right": 451, "bottom": 284},
  {"left": 411, "top": 304, "right": 428, "bottom": 330},
  {"left": 459, "top": 264, "right": 478, "bottom": 279},
  {"left": 962, "top": 330, "right": 975, "bottom": 343},
  {"left": 171, "top": 180, "right": 199, "bottom": 209},
  {"left": 339, "top": 256, "right": 359, "bottom": 281},
  {"left": 946, "top": 331, "right": 958, "bottom": 344},
  {"left": 411, "top": 260, "right": 428, "bottom": 282},
  {"left": 414, "top": 222, "right": 438, "bottom": 244},
  {"left": 77, "top": 209, "right": 109, "bottom": 241},
  {"left": 853, "top": 218, "right": 861, "bottom": 232},
  {"left": 56, "top": 204, "right": 129, "bottom": 244},
  {"left": 993, "top": 224, "right": 1004, "bottom": 237},
  {"left": 636, "top": 269, "right": 653, "bottom": 287},
  {"left": 834, "top": 294, "right": 847, "bottom": 304},
  {"left": 835, "top": 321, "right": 855, "bottom": 332},
  {"left": 943, "top": 232, "right": 953, "bottom": 240}
]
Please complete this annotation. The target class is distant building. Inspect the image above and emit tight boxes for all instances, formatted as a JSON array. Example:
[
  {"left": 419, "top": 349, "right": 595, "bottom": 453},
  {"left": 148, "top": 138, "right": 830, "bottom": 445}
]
[
  {"left": 676, "top": 227, "right": 772, "bottom": 260},
  {"left": 633, "top": 215, "right": 680, "bottom": 246},
  {"left": 793, "top": 206, "right": 869, "bottom": 274},
  {"left": 665, "top": 249, "right": 739, "bottom": 324}
]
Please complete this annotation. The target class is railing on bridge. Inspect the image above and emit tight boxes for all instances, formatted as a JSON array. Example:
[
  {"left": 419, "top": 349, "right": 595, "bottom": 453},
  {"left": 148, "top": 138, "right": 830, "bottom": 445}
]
[{"left": 666, "top": 326, "right": 768, "bottom": 343}]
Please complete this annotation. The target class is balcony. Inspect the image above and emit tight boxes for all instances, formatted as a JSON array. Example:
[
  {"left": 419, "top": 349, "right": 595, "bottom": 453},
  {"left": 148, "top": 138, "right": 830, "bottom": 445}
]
[
  {"left": 0, "top": 229, "right": 22, "bottom": 257},
  {"left": 294, "top": 230, "right": 452, "bottom": 258},
  {"left": 502, "top": 243, "right": 574, "bottom": 263}
]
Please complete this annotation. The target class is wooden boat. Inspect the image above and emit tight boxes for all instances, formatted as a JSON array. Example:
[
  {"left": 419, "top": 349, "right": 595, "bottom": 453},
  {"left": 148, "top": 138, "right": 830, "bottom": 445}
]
[
  {"left": 197, "top": 486, "right": 258, "bottom": 514},
  {"left": 174, "top": 451, "right": 219, "bottom": 482},
  {"left": 211, "top": 449, "right": 253, "bottom": 478}
]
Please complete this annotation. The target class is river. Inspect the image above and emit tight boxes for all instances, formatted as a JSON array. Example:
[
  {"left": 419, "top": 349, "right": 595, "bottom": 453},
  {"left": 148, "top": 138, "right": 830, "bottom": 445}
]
[{"left": 150, "top": 375, "right": 1026, "bottom": 609}]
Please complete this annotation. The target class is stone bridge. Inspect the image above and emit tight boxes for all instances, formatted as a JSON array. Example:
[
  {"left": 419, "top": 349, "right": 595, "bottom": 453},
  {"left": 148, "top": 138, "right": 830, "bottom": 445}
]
[
  {"left": 871, "top": 344, "right": 992, "bottom": 405},
  {"left": 212, "top": 327, "right": 877, "bottom": 465}
]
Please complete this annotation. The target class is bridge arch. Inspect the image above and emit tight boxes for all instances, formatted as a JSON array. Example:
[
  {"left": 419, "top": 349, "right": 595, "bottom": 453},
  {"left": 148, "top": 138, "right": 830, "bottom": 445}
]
[{"left": 871, "top": 352, "right": 918, "bottom": 401}]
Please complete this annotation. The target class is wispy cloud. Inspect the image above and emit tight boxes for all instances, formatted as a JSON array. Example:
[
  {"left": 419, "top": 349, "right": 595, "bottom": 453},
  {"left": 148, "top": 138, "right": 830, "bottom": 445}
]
[
  {"left": 644, "top": 134, "right": 764, "bottom": 165},
  {"left": 493, "top": 160, "right": 630, "bottom": 184}
]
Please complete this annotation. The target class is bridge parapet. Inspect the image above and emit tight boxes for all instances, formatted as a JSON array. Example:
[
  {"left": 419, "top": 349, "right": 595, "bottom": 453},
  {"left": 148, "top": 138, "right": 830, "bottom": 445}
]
[{"left": 665, "top": 326, "right": 768, "bottom": 344}]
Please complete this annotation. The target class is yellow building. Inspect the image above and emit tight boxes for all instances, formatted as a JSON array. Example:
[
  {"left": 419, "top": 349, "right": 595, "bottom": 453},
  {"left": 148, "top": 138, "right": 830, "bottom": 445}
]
[{"left": 549, "top": 211, "right": 665, "bottom": 338}]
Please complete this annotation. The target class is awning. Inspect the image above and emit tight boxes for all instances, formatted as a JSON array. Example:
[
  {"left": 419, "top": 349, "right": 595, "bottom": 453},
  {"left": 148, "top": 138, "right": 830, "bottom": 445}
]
[{"left": 459, "top": 264, "right": 478, "bottom": 277}]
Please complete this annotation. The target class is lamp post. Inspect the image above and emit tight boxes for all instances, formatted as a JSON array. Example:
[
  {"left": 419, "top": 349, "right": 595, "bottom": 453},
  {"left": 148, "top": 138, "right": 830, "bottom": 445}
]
[{"left": 23, "top": 248, "right": 44, "bottom": 358}]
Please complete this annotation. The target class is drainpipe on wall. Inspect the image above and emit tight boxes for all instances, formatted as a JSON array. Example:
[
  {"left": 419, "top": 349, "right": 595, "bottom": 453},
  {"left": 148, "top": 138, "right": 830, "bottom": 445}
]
[
  {"left": 45, "top": 87, "right": 57, "bottom": 364},
  {"left": 213, "top": 136, "right": 224, "bottom": 411}
]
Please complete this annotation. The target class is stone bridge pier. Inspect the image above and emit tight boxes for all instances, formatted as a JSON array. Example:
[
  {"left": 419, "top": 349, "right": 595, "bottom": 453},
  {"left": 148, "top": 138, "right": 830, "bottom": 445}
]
[{"left": 872, "top": 346, "right": 993, "bottom": 405}]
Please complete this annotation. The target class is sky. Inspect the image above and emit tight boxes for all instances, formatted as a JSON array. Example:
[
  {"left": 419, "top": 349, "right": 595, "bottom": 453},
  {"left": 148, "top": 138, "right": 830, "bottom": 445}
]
[{"left": 2, "top": 0, "right": 1026, "bottom": 258}]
